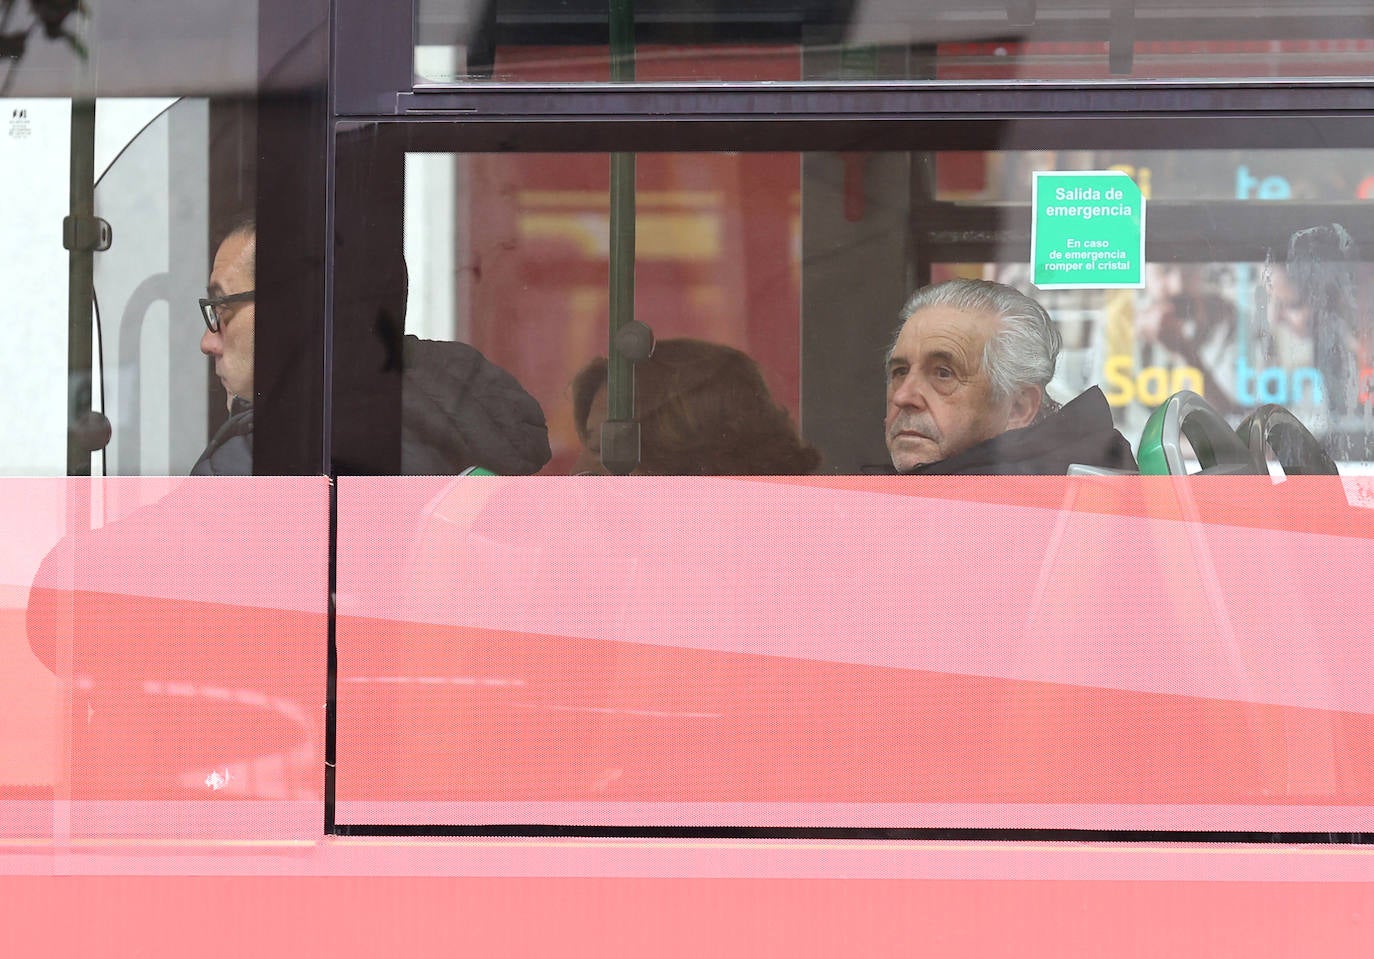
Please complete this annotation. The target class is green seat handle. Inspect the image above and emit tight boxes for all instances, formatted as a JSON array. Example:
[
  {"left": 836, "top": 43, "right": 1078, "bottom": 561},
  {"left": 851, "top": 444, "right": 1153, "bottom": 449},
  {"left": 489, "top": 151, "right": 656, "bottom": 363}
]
[{"left": 1138, "top": 390, "right": 1261, "bottom": 476}]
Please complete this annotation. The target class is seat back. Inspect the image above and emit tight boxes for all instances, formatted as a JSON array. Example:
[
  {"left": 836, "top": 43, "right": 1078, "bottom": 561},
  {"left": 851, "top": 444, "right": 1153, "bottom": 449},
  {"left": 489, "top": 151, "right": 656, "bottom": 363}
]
[
  {"left": 1137, "top": 390, "right": 1260, "bottom": 476},
  {"left": 1236, "top": 404, "right": 1340, "bottom": 476}
]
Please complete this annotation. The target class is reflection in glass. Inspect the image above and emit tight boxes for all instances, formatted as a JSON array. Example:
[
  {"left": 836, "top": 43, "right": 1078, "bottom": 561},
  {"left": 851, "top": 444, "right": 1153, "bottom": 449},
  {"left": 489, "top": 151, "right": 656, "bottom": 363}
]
[
  {"left": 93, "top": 99, "right": 213, "bottom": 477},
  {"left": 415, "top": 0, "right": 1374, "bottom": 84},
  {"left": 398, "top": 146, "right": 1374, "bottom": 473}
]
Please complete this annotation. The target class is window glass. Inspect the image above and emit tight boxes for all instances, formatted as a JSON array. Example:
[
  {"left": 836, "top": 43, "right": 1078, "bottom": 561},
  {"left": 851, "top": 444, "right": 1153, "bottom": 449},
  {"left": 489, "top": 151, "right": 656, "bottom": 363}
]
[
  {"left": 415, "top": 0, "right": 1374, "bottom": 84},
  {"left": 0, "top": 0, "right": 263, "bottom": 478},
  {"left": 400, "top": 151, "right": 802, "bottom": 475},
  {"left": 390, "top": 146, "right": 1374, "bottom": 475},
  {"left": 336, "top": 470, "right": 1374, "bottom": 832},
  {"left": 334, "top": 136, "right": 1374, "bottom": 833},
  {"left": 0, "top": 95, "right": 259, "bottom": 477},
  {"left": 4, "top": 476, "right": 329, "bottom": 838},
  {"left": 1, "top": 98, "right": 77, "bottom": 476},
  {"left": 92, "top": 100, "right": 215, "bottom": 476},
  {"left": 936, "top": 148, "right": 1374, "bottom": 463},
  {"left": 1, "top": 2, "right": 324, "bottom": 854}
]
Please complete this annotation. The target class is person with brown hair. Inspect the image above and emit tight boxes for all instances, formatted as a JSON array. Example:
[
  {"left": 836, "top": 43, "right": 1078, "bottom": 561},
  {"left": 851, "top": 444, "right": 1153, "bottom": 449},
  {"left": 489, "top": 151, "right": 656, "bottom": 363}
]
[{"left": 571, "top": 338, "right": 820, "bottom": 475}]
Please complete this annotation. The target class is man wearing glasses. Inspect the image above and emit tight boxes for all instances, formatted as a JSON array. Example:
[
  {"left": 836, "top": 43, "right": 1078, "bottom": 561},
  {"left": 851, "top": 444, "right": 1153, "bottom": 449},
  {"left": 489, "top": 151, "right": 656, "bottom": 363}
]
[
  {"left": 189, "top": 215, "right": 551, "bottom": 477},
  {"left": 192, "top": 216, "right": 256, "bottom": 475}
]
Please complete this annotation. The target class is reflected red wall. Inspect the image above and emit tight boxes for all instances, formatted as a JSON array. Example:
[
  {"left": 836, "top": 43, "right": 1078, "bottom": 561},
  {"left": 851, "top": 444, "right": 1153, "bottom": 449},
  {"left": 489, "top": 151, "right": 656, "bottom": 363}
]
[
  {"left": 1, "top": 479, "right": 328, "bottom": 838},
  {"left": 334, "top": 474, "right": 1374, "bottom": 830},
  {"left": 463, "top": 52, "right": 803, "bottom": 472}
]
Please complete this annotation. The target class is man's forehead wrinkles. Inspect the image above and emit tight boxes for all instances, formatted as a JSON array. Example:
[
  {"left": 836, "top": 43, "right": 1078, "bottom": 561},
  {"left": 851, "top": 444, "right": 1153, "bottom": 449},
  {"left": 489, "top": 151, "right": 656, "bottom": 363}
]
[
  {"left": 915, "top": 324, "right": 986, "bottom": 366},
  {"left": 918, "top": 337, "right": 974, "bottom": 368},
  {"left": 920, "top": 326, "right": 975, "bottom": 348}
]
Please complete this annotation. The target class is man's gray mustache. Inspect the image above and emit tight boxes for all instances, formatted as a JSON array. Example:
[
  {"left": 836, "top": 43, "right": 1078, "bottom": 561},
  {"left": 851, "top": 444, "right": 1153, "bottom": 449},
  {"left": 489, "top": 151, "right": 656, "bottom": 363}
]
[{"left": 887, "top": 413, "right": 940, "bottom": 442}]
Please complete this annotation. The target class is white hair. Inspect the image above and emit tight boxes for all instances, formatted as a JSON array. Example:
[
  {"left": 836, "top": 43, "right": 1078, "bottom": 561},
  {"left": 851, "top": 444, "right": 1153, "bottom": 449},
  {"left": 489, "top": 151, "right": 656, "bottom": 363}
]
[{"left": 887, "top": 279, "right": 1061, "bottom": 402}]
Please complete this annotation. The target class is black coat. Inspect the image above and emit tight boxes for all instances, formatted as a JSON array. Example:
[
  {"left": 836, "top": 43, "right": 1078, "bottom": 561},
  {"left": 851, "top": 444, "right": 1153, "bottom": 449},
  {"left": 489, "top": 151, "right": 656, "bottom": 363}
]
[
  {"left": 189, "top": 398, "right": 253, "bottom": 476},
  {"left": 903, "top": 386, "right": 1138, "bottom": 475},
  {"left": 399, "top": 335, "right": 550, "bottom": 476},
  {"left": 188, "top": 337, "right": 551, "bottom": 476}
]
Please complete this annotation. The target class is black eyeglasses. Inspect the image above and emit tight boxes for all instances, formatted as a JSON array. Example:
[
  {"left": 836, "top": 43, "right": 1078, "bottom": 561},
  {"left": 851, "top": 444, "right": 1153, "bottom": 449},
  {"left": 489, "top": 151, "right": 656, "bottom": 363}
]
[{"left": 198, "top": 291, "right": 254, "bottom": 333}]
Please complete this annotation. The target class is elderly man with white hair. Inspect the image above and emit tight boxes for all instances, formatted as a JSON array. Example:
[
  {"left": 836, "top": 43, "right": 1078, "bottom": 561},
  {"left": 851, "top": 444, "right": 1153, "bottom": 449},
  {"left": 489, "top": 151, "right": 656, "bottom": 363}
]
[{"left": 884, "top": 278, "right": 1137, "bottom": 475}]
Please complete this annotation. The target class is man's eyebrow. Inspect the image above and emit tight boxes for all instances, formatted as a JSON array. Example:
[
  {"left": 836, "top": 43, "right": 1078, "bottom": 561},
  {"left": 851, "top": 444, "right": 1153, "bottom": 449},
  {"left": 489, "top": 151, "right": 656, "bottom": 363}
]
[{"left": 206, "top": 282, "right": 224, "bottom": 296}]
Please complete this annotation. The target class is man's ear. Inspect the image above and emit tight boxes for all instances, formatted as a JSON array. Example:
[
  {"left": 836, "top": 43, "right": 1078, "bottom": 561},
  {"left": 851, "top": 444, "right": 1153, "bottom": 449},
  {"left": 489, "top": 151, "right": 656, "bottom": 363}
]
[{"left": 1007, "top": 384, "right": 1042, "bottom": 429}]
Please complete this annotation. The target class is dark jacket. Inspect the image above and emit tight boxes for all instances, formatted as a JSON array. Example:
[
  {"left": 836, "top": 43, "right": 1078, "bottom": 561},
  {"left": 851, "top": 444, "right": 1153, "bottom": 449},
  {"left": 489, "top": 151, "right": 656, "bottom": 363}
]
[
  {"left": 904, "top": 386, "right": 1138, "bottom": 475},
  {"left": 190, "top": 398, "right": 253, "bottom": 476},
  {"left": 399, "top": 336, "right": 550, "bottom": 475},
  {"left": 188, "top": 337, "right": 551, "bottom": 476}
]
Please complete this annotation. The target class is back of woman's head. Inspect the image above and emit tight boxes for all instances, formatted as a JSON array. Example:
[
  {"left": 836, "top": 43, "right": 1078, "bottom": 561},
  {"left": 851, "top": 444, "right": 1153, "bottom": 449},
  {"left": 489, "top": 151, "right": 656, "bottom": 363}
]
[{"left": 572, "top": 339, "right": 820, "bottom": 475}]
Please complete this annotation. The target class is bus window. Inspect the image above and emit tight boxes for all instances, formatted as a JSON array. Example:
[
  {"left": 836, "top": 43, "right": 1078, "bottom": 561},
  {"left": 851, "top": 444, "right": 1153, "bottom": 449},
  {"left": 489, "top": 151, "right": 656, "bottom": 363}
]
[
  {"left": 330, "top": 128, "right": 1374, "bottom": 835},
  {"left": 346, "top": 141, "right": 1374, "bottom": 476},
  {"left": 89, "top": 99, "right": 215, "bottom": 477},
  {"left": 398, "top": 151, "right": 809, "bottom": 475}
]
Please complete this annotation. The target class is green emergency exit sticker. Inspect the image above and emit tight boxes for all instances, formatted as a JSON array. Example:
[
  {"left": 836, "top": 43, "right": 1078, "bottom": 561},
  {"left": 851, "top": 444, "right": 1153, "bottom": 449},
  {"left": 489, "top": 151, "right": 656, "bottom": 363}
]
[{"left": 1032, "top": 171, "right": 1145, "bottom": 289}]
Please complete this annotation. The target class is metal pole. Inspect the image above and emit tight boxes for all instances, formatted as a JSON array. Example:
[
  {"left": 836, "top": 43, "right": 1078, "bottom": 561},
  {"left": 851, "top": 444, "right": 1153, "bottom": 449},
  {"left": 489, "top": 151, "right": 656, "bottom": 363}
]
[
  {"left": 66, "top": 96, "right": 96, "bottom": 476},
  {"left": 603, "top": 0, "right": 638, "bottom": 473}
]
